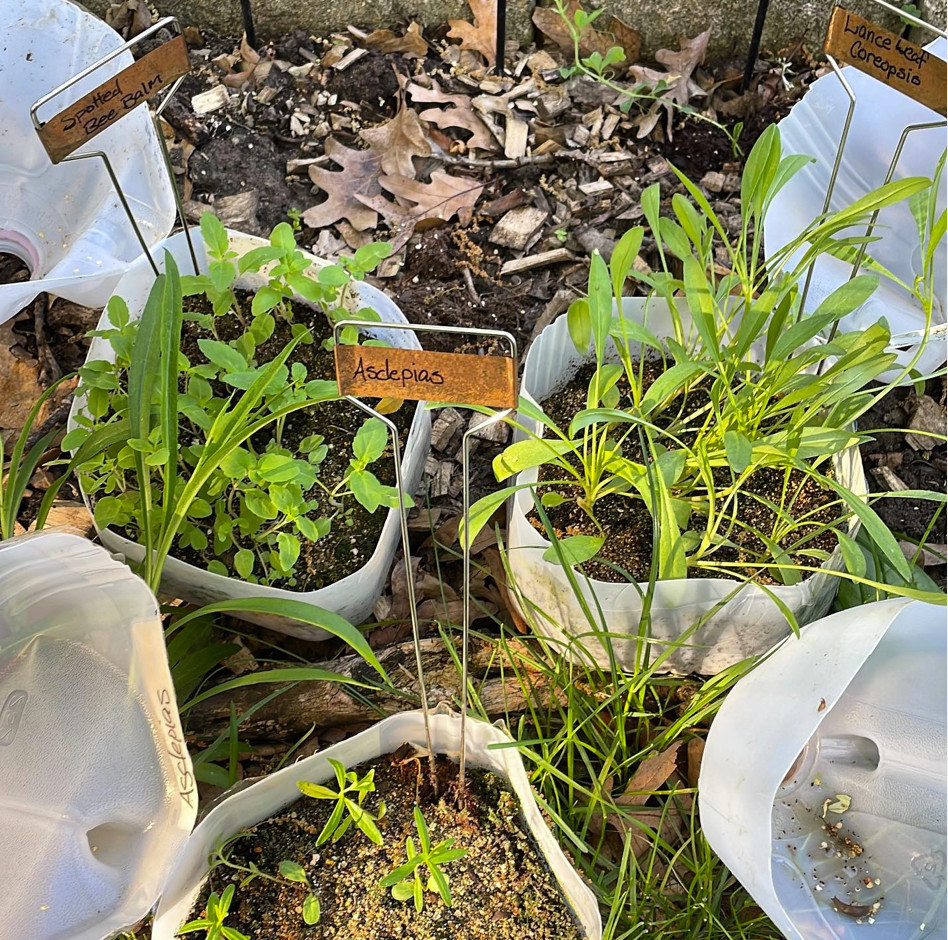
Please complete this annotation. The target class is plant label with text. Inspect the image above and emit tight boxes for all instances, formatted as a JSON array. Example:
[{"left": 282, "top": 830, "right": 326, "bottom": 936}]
[
  {"left": 335, "top": 344, "right": 518, "bottom": 409},
  {"left": 824, "top": 7, "right": 946, "bottom": 116},
  {"left": 37, "top": 36, "right": 192, "bottom": 164}
]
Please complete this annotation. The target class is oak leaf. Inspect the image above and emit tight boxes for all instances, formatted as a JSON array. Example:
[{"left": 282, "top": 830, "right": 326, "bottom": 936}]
[
  {"left": 303, "top": 138, "right": 382, "bottom": 232},
  {"left": 381, "top": 171, "right": 484, "bottom": 224},
  {"left": 631, "top": 28, "right": 711, "bottom": 138},
  {"left": 533, "top": 0, "right": 641, "bottom": 64},
  {"left": 359, "top": 104, "right": 431, "bottom": 178},
  {"left": 447, "top": 0, "right": 498, "bottom": 63},
  {"left": 362, "top": 22, "right": 428, "bottom": 59},
  {"left": 407, "top": 80, "right": 498, "bottom": 152},
  {"left": 355, "top": 171, "right": 485, "bottom": 250}
]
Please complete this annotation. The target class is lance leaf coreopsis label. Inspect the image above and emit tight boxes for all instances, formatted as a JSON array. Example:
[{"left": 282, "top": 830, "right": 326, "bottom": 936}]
[
  {"left": 824, "top": 7, "right": 946, "bottom": 116},
  {"left": 335, "top": 344, "right": 517, "bottom": 409},
  {"left": 37, "top": 36, "right": 191, "bottom": 163}
]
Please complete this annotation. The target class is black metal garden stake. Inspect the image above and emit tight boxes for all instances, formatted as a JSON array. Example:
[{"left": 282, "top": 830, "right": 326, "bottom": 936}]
[
  {"left": 496, "top": 0, "right": 507, "bottom": 75},
  {"left": 742, "top": 0, "right": 771, "bottom": 91},
  {"left": 239, "top": 0, "right": 257, "bottom": 49}
]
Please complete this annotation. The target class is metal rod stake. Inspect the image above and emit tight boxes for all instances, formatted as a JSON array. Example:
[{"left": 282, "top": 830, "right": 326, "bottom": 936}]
[
  {"left": 334, "top": 319, "right": 518, "bottom": 799},
  {"left": 496, "top": 0, "right": 507, "bottom": 76}
]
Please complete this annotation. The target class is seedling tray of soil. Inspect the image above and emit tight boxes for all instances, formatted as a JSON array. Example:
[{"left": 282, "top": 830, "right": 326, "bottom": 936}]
[{"left": 188, "top": 748, "right": 585, "bottom": 940}]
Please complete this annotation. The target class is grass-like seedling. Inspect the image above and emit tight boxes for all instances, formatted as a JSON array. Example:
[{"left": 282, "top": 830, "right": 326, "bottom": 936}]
[
  {"left": 297, "top": 758, "right": 387, "bottom": 846},
  {"left": 380, "top": 807, "right": 469, "bottom": 911}
]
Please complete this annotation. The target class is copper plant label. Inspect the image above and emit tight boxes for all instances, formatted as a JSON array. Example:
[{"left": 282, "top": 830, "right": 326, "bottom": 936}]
[
  {"left": 335, "top": 344, "right": 518, "bottom": 409},
  {"left": 37, "top": 35, "right": 191, "bottom": 163},
  {"left": 825, "top": 7, "right": 946, "bottom": 115}
]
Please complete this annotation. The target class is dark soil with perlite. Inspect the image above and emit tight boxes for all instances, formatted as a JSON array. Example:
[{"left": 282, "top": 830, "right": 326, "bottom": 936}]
[
  {"left": 530, "top": 361, "right": 838, "bottom": 584},
  {"left": 189, "top": 748, "right": 585, "bottom": 940}
]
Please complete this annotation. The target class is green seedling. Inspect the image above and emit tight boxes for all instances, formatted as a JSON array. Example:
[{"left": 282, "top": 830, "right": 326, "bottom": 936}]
[
  {"left": 380, "top": 807, "right": 468, "bottom": 911},
  {"left": 177, "top": 883, "right": 248, "bottom": 940},
  {"left": 66, "top": 213, "right": 401, "bottom": 590},
  {"left": 297, "top": 759, "right": 386, "bottom": 846}
]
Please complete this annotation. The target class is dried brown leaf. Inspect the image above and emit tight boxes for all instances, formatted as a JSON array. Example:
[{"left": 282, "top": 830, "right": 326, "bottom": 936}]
[
  {"left": 363, "top": 22, "right": 428, "bottom": 59},
  {"left": 631, "top": 29, "right": 711, "bottom": 139},
  {"left": 407, "top": 81, "right": 498, "bottom": 152},
  {"left": 447, "top": 0, "right": 498, "bottom": 63},
  {"left": 533, "top": 0, "right": 641, "bottom": 63},
  {"left": 359, "top": 104, "right": 431, "bottom": 178},
  {"left": 380, "top": 171, "right": 485, "bottom": 225},
  {"left": 303, "top": 138, "right": 382, "bottom": 232},
  {"left": 617, "top": 742, "right": 684, "bottom": 806}
]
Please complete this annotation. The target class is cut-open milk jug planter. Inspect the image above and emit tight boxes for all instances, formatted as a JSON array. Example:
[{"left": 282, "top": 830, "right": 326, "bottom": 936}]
[
  {"left": 0, "top": 532, "right": 195, "bottom": 940},
  {"left": 69, "top": 225, "right": 432, "bottom": 636},
  {"left": 0, "top": 0, "right": 177, "bottom": 324},
  {"left": 765, "top": 14, "right": 947, "bottom": 382},
  {"left": 504, "top": 301, "right": 867, "bottom": 676},
  {"left": 150, "top": 319, "right": 600, "bottom": 939},
  {"left": 700, "top": 598, "right": 947, "bottom": 940}
]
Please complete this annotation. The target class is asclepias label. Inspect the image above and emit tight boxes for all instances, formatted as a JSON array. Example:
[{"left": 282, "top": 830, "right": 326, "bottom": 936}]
[
  {"left": 824, "top": 6, "right": 946, "bottom": 116},
  {"left": 334, "top": 344, "right": 517, "bottom": 408}
]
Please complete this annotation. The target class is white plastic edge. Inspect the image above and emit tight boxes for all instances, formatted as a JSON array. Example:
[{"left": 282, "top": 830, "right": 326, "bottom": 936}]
[
  {"left": 151, "top": 707, "right": 603, "bottom": 940},
  {"left": 68, "top": 229, "right": 432, "bottom": 636}
]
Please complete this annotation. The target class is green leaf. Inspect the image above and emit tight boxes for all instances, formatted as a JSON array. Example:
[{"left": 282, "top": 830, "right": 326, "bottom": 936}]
[
  {"left": 237, "top": 245, "right": 283, "bottom": 274},
  {"left": 270, "top": 222, "right": 297, "bottom": 250},
  {"left": 200, "top": 212, "right": 230, "bottom": 257},
  {"left": 257, "top": 453, "right": 300, "bottom": 483},
  {"left": 93, "top": 495, "right": 127, "bottom": 529},
  {"left": 588, "top": 250, "right": 612, "bottom": 361},
  {"left": 251, "top": 287, "right": 284, "bottom": 316},
  {"left": 302, "top": 893, "right": 321, "bottom": 925},
  {"left": 836, "top": 529, "right": 867, "bottom": 579},
  {"left": 567, "top": 298, "right": 591, "bottom": 354},
  {"left": 391, "top": 882, "right": 415, "bottom": 901},
  {"left": 278, "top": 532, "right": 301, "bottom": 570},
  {"left": 349, "top": 469, "right": 385, "bottom": 512},
  {"left": 353, "top": 242, "right": 392, "bottom": 271},
  {"left": 542, "top": 534, "right": 604, "bottom": 566},
  {"left": 724, "top": 430, "right": 753, "bottom": 473},
  {"left": 352, "top": 417, "right": 388, "bottom": 464},
  {"left": 105, "top": 295, "right": 129, "bottom": 330},
  {"left": 198, "top": 339, "right": 246, "bottom": 373},
  {"left": 234, "top": 549, "right": 254, "bottom": 578},
  {"left": 493, "top": 438, "right": 574, "bottom": 481},
  {"left": 279, "top": 860, "right": 308, "bottom": 883},
  {"left": 610, "top": 226, "right": 644, "bottom": 299}
]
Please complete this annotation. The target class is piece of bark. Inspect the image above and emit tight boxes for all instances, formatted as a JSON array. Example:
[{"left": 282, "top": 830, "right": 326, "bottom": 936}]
[
  {"left": 489, "top": 206, "right": 548, "bottom": 251},
  {"left": 906, "top": 395, "right": 946, "bottom": 451},
  {"left": 504, "top": 116, "right": 529, "bottom": 159},
  {"left": 187, "top": 637, "right": 555, "bottom": 740},
  {"left": 191, "top": 85, "right": 230, "bottom": 115},
  {"left": 870, "top": 466, "right": 910, "bottom": 491},
  {"left": 500, "top": 247, "right": 577, "bottom": 275}
]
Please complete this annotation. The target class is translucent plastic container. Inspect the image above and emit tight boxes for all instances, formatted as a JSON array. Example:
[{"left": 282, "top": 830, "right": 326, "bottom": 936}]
[
  {"left": 507, "top": 301, "right": 865, "bottom": 675},
  {"left": 0, "top": 532, "right": 196, "bottom": 940},
  {"left": 0, "top": 0, "right": 175, "bottom": 324},
  {"left": 151, "top": 706, "right": 603, "bottom": 940},
  {"left": 700, "top": 599, "right": 947, "bottom": 939},
  {"left": 764, "top": 38, "right": 948, "bottom": 382},
  {"left": 70, "top": 229, "right": 432, "bottom": 637}
]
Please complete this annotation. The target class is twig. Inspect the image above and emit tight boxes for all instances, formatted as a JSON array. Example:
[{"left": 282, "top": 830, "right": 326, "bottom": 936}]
[
  {"left": 31, "top": 294, "right": 62, "bottom": 384},
  {"left": 461, "top": 266, "right": 480, "bottom": 304}
]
